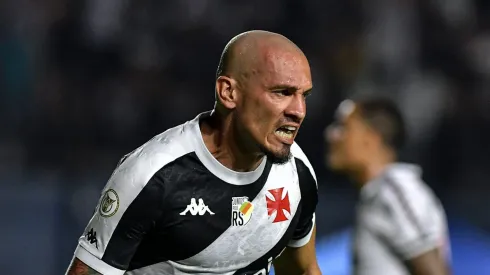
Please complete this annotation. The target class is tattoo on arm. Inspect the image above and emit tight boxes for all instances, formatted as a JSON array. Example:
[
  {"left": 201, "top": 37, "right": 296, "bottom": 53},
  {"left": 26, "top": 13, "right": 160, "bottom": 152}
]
[{"left": 66, "top": 258, "right": 102, "bottom": 275}]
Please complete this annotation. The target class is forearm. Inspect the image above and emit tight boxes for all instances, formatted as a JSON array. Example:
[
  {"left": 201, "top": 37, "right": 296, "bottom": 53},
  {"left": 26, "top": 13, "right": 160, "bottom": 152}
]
[{"left": 66, "top": 258, "right": 102, "bottom": 275}]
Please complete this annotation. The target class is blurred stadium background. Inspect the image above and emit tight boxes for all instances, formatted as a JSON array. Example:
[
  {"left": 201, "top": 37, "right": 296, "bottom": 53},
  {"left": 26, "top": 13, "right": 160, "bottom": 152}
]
[{"left": 1, "top": 0, "right": 490, "bottom": 274}]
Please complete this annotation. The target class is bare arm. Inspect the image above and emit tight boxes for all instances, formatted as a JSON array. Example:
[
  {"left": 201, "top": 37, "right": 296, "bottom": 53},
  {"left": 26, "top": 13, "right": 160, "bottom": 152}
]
[
  {"left": 66, "top": 258, "right": 102, "bottom": 275},
  {"left": 273, "top": 226, "right": 321, "bottom": 275},
  {"left": 406, "top": 249, "right": 451, "bottom": 275}
]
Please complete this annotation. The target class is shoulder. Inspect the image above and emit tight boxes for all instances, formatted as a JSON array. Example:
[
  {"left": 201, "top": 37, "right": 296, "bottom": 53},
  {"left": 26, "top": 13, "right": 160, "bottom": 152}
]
[
  {"left": 109, "top": 121, "right": 195, "bottom": 192},
  {"left": 373, "top": 164, "right": 448, "bottom": 259},
  {"left": 291, "top": 142, "right": 317, "bottom": 183},
  {"left": 291, "top": 142, "right": 316, "bottom": 181},
  {"left": 378, "top": 163, "right": 443, "bottom": 218},
  {"left": 380, "top": 164, "right": 433, "bottom": 203}
]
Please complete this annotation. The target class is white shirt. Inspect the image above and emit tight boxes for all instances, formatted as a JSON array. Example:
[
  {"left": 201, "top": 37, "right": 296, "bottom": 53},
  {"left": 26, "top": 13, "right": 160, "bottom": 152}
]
[{"left": 352, "top": 163, "right": 451, "bottom": 275}]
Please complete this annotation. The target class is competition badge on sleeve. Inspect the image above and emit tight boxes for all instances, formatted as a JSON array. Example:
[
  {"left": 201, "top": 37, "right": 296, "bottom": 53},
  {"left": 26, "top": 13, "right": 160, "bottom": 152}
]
[{"left": 99, "top": 189, "right": 119, "bottom": 217}]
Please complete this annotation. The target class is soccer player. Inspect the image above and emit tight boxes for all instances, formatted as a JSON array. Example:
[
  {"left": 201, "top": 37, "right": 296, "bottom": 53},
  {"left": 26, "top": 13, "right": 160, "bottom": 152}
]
[
  {"left": 66, "top": 30, "right": 321, "bottom": 275},
  {"left": 325, "top": 97, "right": 451, "bottom": 275}
]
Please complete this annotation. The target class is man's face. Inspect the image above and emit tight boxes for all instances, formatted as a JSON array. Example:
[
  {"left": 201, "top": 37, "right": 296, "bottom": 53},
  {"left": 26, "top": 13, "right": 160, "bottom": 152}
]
[
  {"left": 325, "top": 101, "right": 370, "bottom": 172},
  {"left": 235, "top": 47, "right": 312, "bottom": 164}
]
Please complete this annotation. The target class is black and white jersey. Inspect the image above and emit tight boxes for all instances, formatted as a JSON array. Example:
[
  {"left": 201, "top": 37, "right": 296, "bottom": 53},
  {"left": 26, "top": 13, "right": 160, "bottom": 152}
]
[
  {"left": 352, "top": 163, "right": 451, "bottom": 275},
  {"left": 73, "top": 111, "right": 318, "bottom": 275}
]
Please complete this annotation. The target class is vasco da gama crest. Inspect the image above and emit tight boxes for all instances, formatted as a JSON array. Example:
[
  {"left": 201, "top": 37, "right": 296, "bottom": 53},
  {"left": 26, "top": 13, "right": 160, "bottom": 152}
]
[{"left": 99, "top": 189, "right": 119, "bottom": 217}]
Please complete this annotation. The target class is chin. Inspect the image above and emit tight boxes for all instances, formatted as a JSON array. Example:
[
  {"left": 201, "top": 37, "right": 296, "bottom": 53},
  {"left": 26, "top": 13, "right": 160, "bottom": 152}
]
[{"left": 259, "top": 144, "right": 292, "bottom": 165}]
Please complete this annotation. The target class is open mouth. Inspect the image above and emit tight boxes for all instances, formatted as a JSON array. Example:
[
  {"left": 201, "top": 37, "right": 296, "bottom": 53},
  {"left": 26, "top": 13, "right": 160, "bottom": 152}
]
[{"left": 275, "top": 126, "right": 297, "bottom": 141}]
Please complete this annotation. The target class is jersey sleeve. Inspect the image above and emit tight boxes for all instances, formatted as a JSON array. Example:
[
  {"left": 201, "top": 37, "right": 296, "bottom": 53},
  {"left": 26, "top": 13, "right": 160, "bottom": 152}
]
[
  {"left": 380, "top": 176, "right": 446, "bottom": 260},
  {"left": 289, "top": 144, "right": 319, "bottom": 248},
  {"left": 74, "top": 153, "right": 167, "bottom": 274}
]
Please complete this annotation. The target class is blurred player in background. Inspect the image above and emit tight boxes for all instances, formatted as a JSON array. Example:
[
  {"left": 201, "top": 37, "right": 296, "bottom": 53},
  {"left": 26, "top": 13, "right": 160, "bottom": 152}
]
[
  {"left": 325, "top": 96, "right": 451, "bottom": 275},
  {"left": 65, "top": 30, "right": 321, "bottom": 275}
]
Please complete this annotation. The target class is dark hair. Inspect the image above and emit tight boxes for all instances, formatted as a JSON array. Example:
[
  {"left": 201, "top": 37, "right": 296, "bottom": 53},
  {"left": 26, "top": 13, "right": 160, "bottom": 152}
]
[{"left": 354, "top": 96, "right": 407, "bottom": 151}]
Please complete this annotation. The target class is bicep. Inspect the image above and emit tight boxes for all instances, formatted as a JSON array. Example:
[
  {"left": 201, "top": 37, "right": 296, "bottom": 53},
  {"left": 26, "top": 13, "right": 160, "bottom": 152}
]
[{"left": 66, "top": 258, "right": 102, "bottom": 275}]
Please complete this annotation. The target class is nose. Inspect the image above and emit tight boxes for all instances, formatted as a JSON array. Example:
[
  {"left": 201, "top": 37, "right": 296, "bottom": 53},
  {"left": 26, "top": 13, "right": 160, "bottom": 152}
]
[{"left": 285, "top": 94, "right": 306, "bottom": 121}]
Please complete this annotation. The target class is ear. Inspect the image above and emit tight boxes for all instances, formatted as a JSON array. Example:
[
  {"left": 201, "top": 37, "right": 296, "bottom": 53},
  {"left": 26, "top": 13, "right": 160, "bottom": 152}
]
[{"left": 215, "top": 76, "right": 238, "bottom": 110}]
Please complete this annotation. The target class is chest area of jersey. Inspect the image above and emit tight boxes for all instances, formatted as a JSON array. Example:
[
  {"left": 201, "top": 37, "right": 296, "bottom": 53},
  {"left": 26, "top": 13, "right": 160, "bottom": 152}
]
[{"left": 162, "top": 164, "right": 303, "bottom": 269}]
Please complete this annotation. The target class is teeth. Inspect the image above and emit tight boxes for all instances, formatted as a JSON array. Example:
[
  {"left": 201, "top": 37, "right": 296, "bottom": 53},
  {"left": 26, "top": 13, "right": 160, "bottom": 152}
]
[
  {"left": 284, "top": 126, "right": 296, "bottom": 131},
  {"left": 275, "top": 130, "right": 293, "bottom": 139}
]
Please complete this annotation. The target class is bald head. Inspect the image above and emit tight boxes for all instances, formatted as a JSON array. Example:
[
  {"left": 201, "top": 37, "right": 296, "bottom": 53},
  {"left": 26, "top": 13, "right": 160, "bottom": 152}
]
[
  {"left": 211, "top": 31, "right": 312, "bottom": 165},
  {"left": 216, "top": 30, "right": 305, "bottom": 81}
]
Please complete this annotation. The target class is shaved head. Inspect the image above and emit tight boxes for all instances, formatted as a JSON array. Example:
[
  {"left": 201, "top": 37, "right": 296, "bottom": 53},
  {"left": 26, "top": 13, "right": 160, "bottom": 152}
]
[
  {"left": 216, "top": 30, "right": 305, "bottom": 82},
  {"left": 212, "top": 30, "right": 312, "bottom": 165}
]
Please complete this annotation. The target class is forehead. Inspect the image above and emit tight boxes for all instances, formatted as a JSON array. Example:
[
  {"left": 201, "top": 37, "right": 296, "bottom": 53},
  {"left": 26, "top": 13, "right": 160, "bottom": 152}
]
[
  {"left": 259, "top": 47, "right": 312, "bottom": 89},
  {"left": 335, "top": 100, "right": 357, "bottom": 122}
]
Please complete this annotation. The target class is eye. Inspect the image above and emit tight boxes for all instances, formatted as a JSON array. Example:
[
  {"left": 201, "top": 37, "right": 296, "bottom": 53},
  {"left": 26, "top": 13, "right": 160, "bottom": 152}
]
[
  {"left": 273, "top": 89, "right": 293, "bottom": 96},
  {"left": 303, "top": 91, "right": 312, "bottom": 98}
]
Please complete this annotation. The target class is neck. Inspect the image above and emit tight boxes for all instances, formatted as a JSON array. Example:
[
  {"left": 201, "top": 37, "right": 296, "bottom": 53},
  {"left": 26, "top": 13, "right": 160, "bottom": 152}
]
[
  {"left": 200, "top": 111, "right": 264, "bottom": 172},
  {"left": 352, "top": 151, "right": 395, "bottom": 188}
]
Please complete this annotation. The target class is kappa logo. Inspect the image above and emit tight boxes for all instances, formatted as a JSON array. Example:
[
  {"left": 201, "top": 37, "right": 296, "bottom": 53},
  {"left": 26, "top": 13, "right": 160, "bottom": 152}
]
[
  {"left": 231, "top": 196, "right": 254, "bottom": 226},
  {"left": 99, "top": 189, "right": 119, "bottom": 217},
  {"left": 86, "top": 228, "right": 98, "bottom": 249},
  {"left": 180, "top": 198, "right": 215, "bottom": 216},
  {"left": 266, "top": 187, "right": 291, "bottom": 223}
]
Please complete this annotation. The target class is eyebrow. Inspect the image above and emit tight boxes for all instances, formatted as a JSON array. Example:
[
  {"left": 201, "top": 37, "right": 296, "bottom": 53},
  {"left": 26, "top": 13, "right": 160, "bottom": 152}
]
[
  {"left": 269, "top": 85, "right": 296, "bottom": 90},
  {"left": 269, "top": 85, "right": 313, "bottom": 93}
]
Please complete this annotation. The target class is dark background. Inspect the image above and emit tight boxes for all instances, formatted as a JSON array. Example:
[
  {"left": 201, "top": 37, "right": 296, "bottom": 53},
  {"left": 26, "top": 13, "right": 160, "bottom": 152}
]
[{"left": 1, "top": 0, "right": 489, "bottom": 274}]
